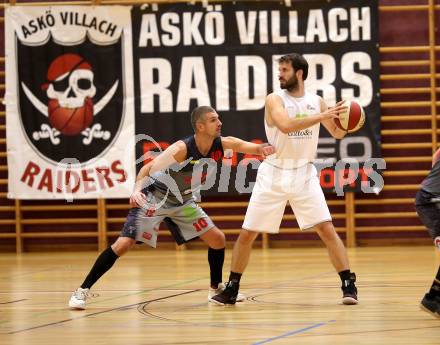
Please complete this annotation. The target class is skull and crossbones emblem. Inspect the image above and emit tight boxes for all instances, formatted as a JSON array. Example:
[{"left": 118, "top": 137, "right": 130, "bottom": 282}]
[
  {"left": 22, "top": 53, "right": 117, "bottom": 144},
  {"left": 44, "top": 57, "right": 96, "bottom": 109}
]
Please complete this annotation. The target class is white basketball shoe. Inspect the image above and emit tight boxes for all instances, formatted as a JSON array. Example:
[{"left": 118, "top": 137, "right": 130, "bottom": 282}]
[{"left": 69, "top": 288, "right": 89, "bottom": 309}]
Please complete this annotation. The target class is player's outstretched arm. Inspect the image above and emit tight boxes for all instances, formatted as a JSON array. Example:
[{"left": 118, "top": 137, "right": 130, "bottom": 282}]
[
  {"left": 320, "top": 98, "right": 348, "bottom": 140},
  {"left": 221, "top": 136, "right": 275, "bottom": 157}
]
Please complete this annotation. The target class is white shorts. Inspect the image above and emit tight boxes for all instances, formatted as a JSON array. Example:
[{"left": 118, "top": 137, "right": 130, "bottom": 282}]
[{"left": 243, "top": 161, "right": 332, "bottom": 233}]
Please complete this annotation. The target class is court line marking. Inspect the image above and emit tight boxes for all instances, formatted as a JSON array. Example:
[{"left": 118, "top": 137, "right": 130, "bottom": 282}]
[
  {"left": 0, "top": 299, "right": 27, "bottom": 305},
  {"left": 251, "top": 321, "right": 334, "bottom": 345},
  {"left": 135, "top": 270, "right": 341, "bottom": 328},
  {"left": 86, "top": 278, "right": 205, "bottom": 306},
  {"left": 138, "top": 300, "right": 333, "bottom": 334},
  {"left": 0, "top": 267, "right": 59, "bottom": 280},
  {"left": 299, "top": 325, "right": 440, "bottom": 337},
  {"left": 2, "top": 270, "right": 349, "bottom": 331},
  {"left": 0, "top": 277, "right": 206, "bottom": 326},
  {"left": 7, "top": 289, "right": 199, "bottom": 335}
]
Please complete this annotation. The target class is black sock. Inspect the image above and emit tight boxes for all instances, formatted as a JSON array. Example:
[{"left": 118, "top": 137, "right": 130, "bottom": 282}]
[
  {"left": 208, "top": 247, "right": 225, "bottom": 288},
  {"left": 80, "top": 246, "right": 119, "bottom": 289},
  {"left": 427, "top": 266, "right": 440, "bottom": 299},
  {"left": 338, "top": 270, "right": 352, "bottom": 284},
  {"left": 227, "top": 271, "right": 242, "bottom": 291}
]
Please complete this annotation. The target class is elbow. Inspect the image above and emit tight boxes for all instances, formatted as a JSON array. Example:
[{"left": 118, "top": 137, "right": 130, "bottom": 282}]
[
  {"left": 279, "top": 125, "right": 291, "bottom": 134},
  {"left": 140, "top": 163, "right": 153, "bottom": 176}
]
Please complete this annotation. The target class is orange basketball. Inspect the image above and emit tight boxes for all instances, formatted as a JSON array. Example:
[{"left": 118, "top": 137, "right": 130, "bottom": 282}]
[
  {"left": 334, "top": 100, "right": 365, "bottom": 133},
  {"left": 48, "top": 98, "right": 94, "bottom": 136}
]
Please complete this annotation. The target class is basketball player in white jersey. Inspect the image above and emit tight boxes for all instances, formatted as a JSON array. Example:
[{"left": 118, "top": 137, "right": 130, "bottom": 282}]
[{"left": 211, "top": 53, "right": 358, "bottom": 305}]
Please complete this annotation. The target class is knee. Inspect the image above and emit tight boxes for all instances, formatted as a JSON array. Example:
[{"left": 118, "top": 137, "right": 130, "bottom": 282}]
[
  {"left": 211, "top": 229, "right": 226, "bottom": 249},
  {"left": 430, "top": 224, "right": 440, "bottom": 250},
  {"left": 204, "top": 228, "right": 225, "bottom": 249},
  {"left": 316, "top": 222, "right": 338, "bottom": 241},
  {"left": 111, "top": 237, "right": 135, "bottom": 256},
  {"left": 417, "top": 205, "right": 440, "bottom": 245},
  {"left": 238, "top": 229, "right": 258, "bottom": 245},
  {"left": 434, "top": 236, "right": 440, "bottom": 251}
]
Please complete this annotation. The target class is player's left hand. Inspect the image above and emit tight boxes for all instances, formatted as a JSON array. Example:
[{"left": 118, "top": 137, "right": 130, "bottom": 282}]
[{"left": 260, "top": 143, "right": 276, "bottom": 157}]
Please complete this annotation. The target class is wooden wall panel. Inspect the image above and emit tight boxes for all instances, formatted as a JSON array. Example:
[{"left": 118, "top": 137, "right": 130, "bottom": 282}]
[{"left": 0, "top": 0, "right": 438, "bottom": 252}]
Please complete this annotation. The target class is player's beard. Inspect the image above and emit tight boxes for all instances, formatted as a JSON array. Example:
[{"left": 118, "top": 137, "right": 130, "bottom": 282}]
[{"left": 280, "top": 74, "right": 299, "bottom": 92}]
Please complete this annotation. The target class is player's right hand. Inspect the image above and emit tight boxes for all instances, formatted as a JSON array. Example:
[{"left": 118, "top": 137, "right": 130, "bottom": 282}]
[
  {"left": 320, "top": 101, "right": 347, "bottom": 120},
  {"left": 130, "top": 191, "right": 147, "bottom": 208}
]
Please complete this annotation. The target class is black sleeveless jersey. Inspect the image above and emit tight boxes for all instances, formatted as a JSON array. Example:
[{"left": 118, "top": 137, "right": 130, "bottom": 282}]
[
  {"left": 422, "top": 159, "right": 440, "bottom": 197},
  {"left": 150, "top": 135, "right": 224, "bottom": 204}
]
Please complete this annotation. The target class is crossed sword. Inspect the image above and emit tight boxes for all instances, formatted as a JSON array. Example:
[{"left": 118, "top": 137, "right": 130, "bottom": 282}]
[{"left": 21, "top": 80, "right": 119, "bottom": 118}]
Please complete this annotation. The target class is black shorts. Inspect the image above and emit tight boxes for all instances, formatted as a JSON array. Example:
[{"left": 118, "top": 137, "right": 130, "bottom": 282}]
[{"left": 415, "top": 189, "right": 440, "bottom": 240}]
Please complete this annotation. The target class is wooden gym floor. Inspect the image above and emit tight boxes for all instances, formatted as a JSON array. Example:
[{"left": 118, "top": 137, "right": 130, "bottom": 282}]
[{"left": 0, "top": 246, "right": 439, "bottom": 345}]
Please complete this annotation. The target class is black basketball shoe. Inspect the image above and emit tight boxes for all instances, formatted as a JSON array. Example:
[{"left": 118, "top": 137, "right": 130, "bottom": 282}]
[
  {"left": 342, "top": 272, "right": 358, "bottom": 305},
  {"left": 209, "top": 281, "right": 239, "bottom": 305},
  {"left": 420, "top": 294, "right": 440, "bottom": 318}
]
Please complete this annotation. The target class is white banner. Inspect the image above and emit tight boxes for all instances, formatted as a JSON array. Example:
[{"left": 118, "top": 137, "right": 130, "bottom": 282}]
[{"left": 5, "top": 6, "right": 136, "bottom": 199}]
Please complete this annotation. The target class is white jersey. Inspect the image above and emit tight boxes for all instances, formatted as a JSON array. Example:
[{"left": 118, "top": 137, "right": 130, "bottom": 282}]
[{"left": 265, "top": 90, "right": 321, "bottom": 168}]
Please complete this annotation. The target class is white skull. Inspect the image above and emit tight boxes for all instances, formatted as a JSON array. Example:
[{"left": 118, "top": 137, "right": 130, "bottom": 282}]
[{"left": 47, "top": 69, "right": 96, "bottom": 109}]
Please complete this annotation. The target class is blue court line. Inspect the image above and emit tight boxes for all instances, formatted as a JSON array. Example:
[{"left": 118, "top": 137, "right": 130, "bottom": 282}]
[{"left": 252, "top": 320, "right": 334, "bottom": 345}]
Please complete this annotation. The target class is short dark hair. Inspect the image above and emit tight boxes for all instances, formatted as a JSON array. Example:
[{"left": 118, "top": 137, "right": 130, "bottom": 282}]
[
  {"left": 190, "top": 106, "right": 215, "bottom": 132},
  {"left": 278, "top": 53, "right": 308, "bottom": 80}
]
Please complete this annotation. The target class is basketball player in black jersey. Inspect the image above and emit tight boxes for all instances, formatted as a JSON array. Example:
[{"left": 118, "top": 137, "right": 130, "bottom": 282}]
[
  {"left": 416, "top": 148, "right": 440, "bottom": 318},
  {"left": 69, "top": 106, "right": 275, "bottom": 309}
]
